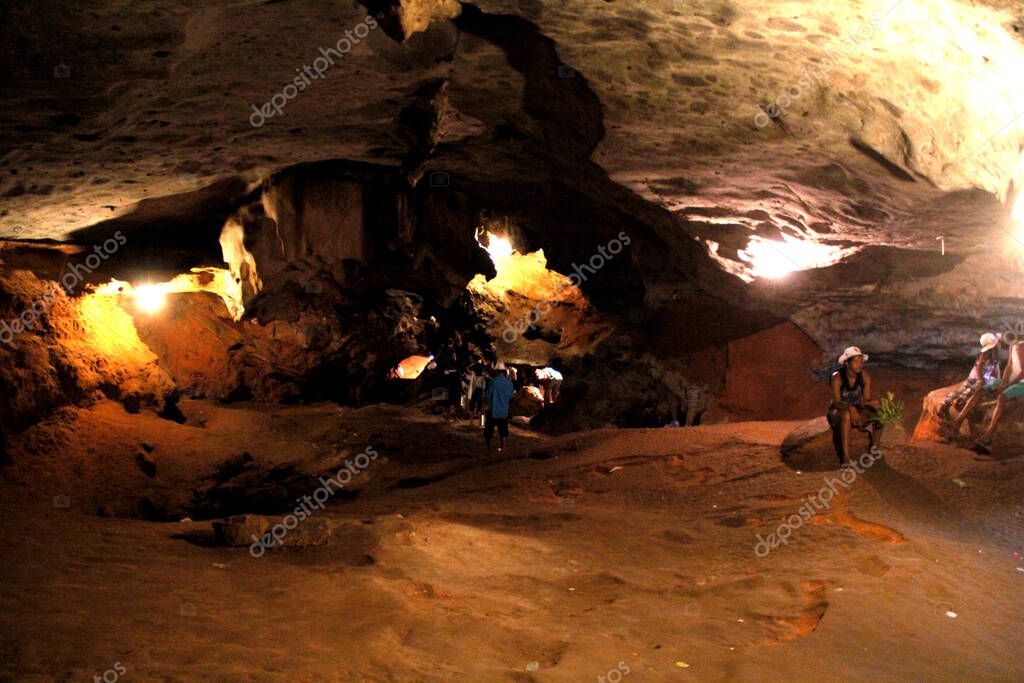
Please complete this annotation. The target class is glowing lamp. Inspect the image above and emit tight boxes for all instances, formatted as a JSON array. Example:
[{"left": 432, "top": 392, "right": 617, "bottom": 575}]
[{"left": 134, "top": 284, "right": 166, "bottom": 314}]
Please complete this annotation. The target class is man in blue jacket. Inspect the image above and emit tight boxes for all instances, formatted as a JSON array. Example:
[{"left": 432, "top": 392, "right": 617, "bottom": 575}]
[{"left": 484, "top": 362, "right": 515, "bottom": 454}]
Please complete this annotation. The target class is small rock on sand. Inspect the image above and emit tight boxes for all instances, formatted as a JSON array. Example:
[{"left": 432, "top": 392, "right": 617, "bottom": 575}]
[{"left": 212, "top": 514, "right": 272, "bottom": 547}]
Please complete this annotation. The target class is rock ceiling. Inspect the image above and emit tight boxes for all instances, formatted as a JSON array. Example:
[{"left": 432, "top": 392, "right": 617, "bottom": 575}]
[{"left": 3, "top": 0, "right": 1024, "bottom": 364}]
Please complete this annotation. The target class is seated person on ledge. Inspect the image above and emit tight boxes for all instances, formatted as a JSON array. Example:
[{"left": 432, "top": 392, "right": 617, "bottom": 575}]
[
  {"left": 828, "top": 346, "right": 883, "bottom": 465},
  {"left": 943, "top": 332, "right": 1002, "bottom": 437},
  {"left": 974, "top": 340, "right": 1024, "bottom": 453}
]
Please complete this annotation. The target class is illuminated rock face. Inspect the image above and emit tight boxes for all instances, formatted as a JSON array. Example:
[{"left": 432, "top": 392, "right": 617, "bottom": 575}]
[{"left": 0, "top": 267, "right": 176, "bottom": 434}]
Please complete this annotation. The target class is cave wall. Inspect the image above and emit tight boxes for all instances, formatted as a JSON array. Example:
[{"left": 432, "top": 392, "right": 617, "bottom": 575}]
[{"left": 6, "top": 0, "right": 1023, "bottom": 435}]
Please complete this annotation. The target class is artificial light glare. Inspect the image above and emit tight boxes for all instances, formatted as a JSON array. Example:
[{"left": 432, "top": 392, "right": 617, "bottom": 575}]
[
  {"left": 134, "top": 284, "right": 166, "bottom": 314},
  {"left": 738, "top": 235, "right": 854, "bottom": 279},
  {"left": 93, "top": 267, "right": 245, "bottom": 320},
  {"left": 485, "top": 234, "right": 515, "bottom": 266}
]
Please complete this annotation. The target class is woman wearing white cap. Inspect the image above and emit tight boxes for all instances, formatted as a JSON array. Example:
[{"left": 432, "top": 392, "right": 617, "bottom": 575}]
[
  {"left": 942, "top": 332, "right": 1002, "bottom": 436},
  {"left": 828, "top": 346, "right": 883, "bottom": 465}
]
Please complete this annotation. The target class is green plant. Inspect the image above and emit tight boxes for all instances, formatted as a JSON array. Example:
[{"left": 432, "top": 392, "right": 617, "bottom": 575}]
[{"left": 877, "top": 391, "right": 905, "bottom": 425}]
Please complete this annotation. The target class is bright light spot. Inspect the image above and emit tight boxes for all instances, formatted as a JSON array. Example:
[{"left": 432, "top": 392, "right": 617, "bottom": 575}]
[
  {"left": 93, "top": 267, "right": 245, "bottom": 320},
  {"left": 134, "top": 284, "right": 166, "bottom": 314},
  {"left": 738, "top": 235, "right": 857, "bottom": 280},
  {"left": 471, "top": 228, "right": 573, "bottom": 300},
  {"left": 485, "top": 234, "right": 515, "bottom": 266}
]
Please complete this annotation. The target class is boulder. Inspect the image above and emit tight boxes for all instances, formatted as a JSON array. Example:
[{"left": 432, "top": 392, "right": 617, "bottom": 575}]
[
  {"left": 781, "top": 416, "right": 877, "bottom": 471},
  {"left": 212, "top": 514, "right": 272, "bottom": 547},
  {"left": 0, "top": 269, "right": 176, "bottom": 436},
  {"left": 911, "top": 383, "right": 961, "bottom": 443},
  {"left": 781, "top": 418, "right": 839, "bottom": 471},
  {"left": 913, "top": 382, "right": 1024, "bottom": 452},
  {"left": 213, "top": 514, "right": 333, "bottom": 549},
  {"left": 511, "top": 385, "right": 545, "bottom": 418},
  {"left": 278, "top": 519, "right": 333, "bottom": 548}
]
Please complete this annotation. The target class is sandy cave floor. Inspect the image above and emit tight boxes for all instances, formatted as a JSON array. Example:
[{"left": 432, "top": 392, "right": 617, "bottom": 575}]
[{"left": 0, "top": 400, "right": 1023, "bottom": 682}]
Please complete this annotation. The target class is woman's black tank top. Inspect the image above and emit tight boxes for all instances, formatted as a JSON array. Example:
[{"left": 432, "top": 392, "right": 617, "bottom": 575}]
[{"left": 833, "top": 370, "right": 864, "bottom": 405}]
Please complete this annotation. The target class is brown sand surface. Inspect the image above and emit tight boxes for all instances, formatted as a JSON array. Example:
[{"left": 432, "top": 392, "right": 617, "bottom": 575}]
[{"left": 1, "top": 401, "right": 1022, "bottom": 682}]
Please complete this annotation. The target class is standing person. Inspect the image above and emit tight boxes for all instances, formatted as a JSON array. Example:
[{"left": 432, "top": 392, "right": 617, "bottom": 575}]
[
  {"left": 943, "top": 332, "right": 1002, "bottom": 436},
  {"left": 469, "top": 361, "right": 489, "bottom": 419},
  {"left": 827, "top": 346, "right": 883, "bottom": 465},
  {"left": 435, "top": 338, "right": 462, "bottom": 423},
  {"left": 484, "top": 362, "right": 515, "bottom": 454}
]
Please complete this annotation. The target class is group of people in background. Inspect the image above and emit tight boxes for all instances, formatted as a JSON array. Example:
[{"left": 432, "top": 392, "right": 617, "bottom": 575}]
[
  {"left": 432, "top": 324, "right": 1024, "bottom": 462},
  {"left": 431, "top": 336, "right": 564, "bottom": 454}
]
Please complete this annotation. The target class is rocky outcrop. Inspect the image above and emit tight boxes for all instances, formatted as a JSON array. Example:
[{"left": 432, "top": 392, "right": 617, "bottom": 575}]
[
  {"left": 134, "top": 286, "right": 432, "bottom": 404},
  {"left": 222, "top": 161, "right": 491, "bottom": 311},
  {"left": 4, "top": 0, "right": 1024, "bottom": 434},
  {"left": 362, "top": 0, "right": 462, "bottom": 42},
  {"left": 0, "top": 268, "right": 176, "bottom": 436}
]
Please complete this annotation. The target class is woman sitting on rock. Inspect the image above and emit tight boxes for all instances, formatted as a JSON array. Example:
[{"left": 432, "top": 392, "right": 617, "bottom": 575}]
[
  {"left": 974, "top": 340, "right": 1024, "bottom": 453},
  {"left": 942, "top": 332, "right": 1002, "bottom": 437},
  {"left": 828, "top": 346, "right": 883, "bottom": 465}
]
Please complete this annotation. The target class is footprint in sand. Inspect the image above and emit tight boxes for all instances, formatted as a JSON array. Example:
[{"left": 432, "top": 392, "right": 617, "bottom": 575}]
[
  {"left": 682, "top": 576, "right": 830, "bottom": 645},
  {"left": 856, "top": 555, "right": 891, "bottom": 577}
]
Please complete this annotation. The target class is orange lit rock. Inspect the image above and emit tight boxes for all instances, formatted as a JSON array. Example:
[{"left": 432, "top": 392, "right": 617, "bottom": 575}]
[
  {"left": 710, "top": 322, "right": 825, "bottom": 422},
  {"left": 0, "top": 270, "right": 175, "bottom": 434}
]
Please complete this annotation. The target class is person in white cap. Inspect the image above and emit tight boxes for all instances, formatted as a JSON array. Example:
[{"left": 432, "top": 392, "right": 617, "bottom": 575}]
[
  {"left": 974, "top": 340, "right": 1024, "bottom": 453},
  {"left": 942, "top": 332, "right": 1002, "bottom": 436},
  {"left": 828, "top": 346, "right": 883, "bottom": 465}
]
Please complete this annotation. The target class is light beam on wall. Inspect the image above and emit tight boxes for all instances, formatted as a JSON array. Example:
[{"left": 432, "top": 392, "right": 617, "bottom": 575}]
[{"left": 737, "top": 235, "right": 857, "bottom": 280}]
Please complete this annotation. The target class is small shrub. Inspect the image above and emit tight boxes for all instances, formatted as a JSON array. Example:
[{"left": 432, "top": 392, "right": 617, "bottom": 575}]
[{"left": 877, "top": 392, "right": 905, "bottom": 425}]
